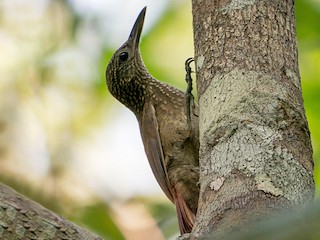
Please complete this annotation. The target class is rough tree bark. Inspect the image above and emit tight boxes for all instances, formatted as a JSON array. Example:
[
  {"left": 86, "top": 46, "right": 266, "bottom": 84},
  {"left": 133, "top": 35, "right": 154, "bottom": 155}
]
[
  {"left": 0, "top": 184, "right": 101, "bottom": 239},
  {"left": 190, "top": 0, "right": 314, "bottom": 238}
]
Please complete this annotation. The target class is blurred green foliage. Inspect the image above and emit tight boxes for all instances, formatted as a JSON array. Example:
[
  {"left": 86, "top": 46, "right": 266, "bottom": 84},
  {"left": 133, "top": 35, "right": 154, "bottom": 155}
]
[
  {"left": 145, "top": 198, "right": 179, "bottom": 239},
  {"left": 296, "top": 0, "right": 320, "bottom": 193},
  {"left": 69, "top": 202, "right": 125, "bottom": 240}
]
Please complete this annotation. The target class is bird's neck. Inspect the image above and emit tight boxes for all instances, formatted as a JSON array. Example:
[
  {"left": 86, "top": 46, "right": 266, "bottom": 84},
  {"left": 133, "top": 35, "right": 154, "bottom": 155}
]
[
  {"left": 143, "top": 77, "right": 184, "bottom": 113},
  {"left": 119, "top": 65, "right": 184, "bottom": 117}
]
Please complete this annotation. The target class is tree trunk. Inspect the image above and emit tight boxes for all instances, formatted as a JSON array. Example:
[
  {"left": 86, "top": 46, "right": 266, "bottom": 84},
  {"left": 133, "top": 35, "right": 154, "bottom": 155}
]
[
  {"left": 191, "top": 0, "right": 314, "bottom": 238},
  {"left": 0, "top": 184, "right": 101, "bottom": 239}
]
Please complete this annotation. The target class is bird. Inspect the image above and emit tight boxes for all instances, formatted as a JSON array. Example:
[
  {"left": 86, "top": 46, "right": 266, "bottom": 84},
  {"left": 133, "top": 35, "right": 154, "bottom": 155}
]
[{"left": 105, "top": 7, "right": 199, "bottom": 234}]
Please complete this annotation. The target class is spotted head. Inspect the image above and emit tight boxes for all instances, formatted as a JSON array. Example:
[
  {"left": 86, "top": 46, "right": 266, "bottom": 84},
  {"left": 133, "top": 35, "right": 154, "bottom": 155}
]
[{"left": 106, "top": 7, "right": 148, "bottom": 114}]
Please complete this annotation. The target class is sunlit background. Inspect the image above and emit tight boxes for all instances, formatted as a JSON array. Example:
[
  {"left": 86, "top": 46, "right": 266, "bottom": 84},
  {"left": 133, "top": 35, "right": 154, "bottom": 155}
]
[{"left": 0, "top": 0, "right": 319, "bottom": 239}]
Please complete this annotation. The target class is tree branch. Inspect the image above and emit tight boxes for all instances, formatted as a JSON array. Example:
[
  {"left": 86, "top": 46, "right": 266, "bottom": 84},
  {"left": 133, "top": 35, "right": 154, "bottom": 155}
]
[{"left": 0, "top": 184, "right": 101, "bottom": 239}]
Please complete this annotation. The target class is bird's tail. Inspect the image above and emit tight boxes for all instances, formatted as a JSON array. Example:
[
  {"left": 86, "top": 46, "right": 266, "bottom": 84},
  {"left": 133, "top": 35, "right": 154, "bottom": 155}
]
[{"left": 175, "top": 193, "right": 196, "bottom": 234}]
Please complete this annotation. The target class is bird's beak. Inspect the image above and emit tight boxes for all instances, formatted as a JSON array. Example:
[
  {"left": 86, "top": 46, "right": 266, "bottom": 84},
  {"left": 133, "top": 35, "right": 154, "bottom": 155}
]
[{"left": 128, "top": 7, "right": 146, "bottom": 49}]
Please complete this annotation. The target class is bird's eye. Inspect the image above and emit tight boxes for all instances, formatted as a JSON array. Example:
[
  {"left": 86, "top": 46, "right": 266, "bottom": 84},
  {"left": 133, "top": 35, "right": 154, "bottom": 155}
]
[{"left": 119, "top": 52, "right": 129, "bottom": 62}]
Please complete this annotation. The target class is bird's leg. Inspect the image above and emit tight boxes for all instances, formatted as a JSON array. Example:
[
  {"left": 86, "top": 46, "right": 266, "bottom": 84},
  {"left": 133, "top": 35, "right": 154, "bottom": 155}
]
[{"left": 185, "top": 57, "right": 194, "bottom": 129}]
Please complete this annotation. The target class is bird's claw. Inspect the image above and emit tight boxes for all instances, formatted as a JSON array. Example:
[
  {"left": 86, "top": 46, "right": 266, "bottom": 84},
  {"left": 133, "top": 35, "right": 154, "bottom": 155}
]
[{"left": 185, "top": 57, "right": 195, "bottom": 129}]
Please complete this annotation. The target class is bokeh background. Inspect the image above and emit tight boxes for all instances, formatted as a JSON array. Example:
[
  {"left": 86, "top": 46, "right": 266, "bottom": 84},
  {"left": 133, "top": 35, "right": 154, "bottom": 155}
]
[{"left": 0, "top": 0, "right": 319, "bottom": 239}]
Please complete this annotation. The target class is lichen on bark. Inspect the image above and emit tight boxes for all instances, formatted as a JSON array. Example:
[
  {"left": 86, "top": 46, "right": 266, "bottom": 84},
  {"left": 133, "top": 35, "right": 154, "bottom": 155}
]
[{"left": 190, "top": 0, "right": 314, "bottom": 237}]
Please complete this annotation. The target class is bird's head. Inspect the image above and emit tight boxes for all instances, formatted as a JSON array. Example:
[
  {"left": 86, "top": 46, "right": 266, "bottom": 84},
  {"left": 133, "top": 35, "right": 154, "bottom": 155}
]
[{"left": 106, "top": 7, "right": 148, "bottom": 113}]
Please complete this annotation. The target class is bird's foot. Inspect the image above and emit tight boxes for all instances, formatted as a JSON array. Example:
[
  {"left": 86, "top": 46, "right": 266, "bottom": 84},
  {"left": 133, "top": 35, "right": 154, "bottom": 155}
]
[{"left": 185, "top": 57, "right": 195, "bottom": 129}]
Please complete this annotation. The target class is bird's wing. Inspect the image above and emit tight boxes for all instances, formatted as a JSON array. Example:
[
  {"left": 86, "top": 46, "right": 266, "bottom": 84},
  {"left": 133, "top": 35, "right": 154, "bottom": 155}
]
[
  {"left": 139, "top": 101, "right": 196, "bottom": 233},
  {"left": 139, "top": 101, "right": 174, "bottom": 203}
]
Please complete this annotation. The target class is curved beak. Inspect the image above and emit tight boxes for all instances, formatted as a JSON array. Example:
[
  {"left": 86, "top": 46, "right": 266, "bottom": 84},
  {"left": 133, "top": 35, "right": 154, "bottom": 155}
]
[{"left": 128, "top": 7, "right": 146, "bottom": 49}]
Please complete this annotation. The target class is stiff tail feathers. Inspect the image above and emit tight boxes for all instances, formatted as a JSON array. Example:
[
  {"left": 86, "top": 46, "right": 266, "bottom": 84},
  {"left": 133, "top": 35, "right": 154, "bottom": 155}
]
[{"left": 175, "top": 192, "right": 196, "bottom": 234}]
